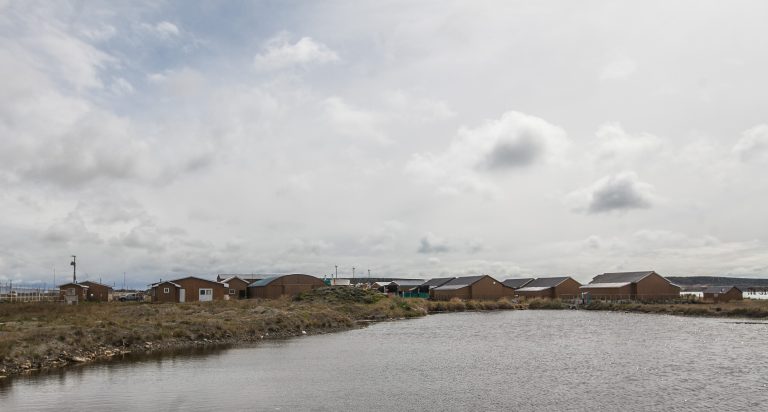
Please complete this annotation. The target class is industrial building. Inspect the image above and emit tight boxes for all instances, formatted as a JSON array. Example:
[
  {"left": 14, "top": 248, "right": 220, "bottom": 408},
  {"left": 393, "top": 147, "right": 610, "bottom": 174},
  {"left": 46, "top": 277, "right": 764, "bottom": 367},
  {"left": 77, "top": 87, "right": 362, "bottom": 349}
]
[
  {"left": 702, "top": 286, "right": 743, "bottom": 303},
  {"left": 515, "top": 277, "right": 581, "bottom": 299},
  {"left": 502, "top": 278, "right": 534, "bottom": 291},
  {"left": 580, "top": 271, "right": 681, "bottom": 301},
  {"left": 430, "top": 275, "right": 514, "bottom": 301},
  {"left": 248, "top": 274, "right": 326, "bottom": 299}
]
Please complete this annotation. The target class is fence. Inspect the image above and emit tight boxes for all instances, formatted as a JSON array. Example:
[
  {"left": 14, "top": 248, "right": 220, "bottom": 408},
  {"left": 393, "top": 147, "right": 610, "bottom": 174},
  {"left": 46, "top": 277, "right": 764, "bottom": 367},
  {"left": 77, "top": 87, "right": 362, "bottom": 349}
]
[{"left": 0, "top": 284, "right": 61, "bottom": 303}]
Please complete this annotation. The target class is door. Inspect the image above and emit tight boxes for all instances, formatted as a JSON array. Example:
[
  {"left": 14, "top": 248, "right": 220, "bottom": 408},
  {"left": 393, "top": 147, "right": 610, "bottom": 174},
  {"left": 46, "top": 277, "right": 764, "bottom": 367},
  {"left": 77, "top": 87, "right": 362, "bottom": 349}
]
[
  {"left": 199, "top": 288, "right": 213, "bottom": 302},
  {"left": 179, "top": 288, "right": 185, "bottom": 303}
]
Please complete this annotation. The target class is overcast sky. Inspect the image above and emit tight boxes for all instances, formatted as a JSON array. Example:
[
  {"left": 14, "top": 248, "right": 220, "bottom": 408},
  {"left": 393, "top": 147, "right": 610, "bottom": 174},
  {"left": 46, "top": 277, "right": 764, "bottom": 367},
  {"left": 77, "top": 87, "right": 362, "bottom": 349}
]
[{"left": 2, "top": 1, "right": 768, "bottom": 287}]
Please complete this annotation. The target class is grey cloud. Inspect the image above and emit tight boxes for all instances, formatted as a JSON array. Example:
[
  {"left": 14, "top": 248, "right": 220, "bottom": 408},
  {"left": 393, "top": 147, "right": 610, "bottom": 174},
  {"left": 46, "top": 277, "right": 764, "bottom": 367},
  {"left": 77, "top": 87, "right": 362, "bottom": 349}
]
[
  {"left": 586, "top": 172, "right": 654, "bottom": 214},
  {"left": 417, "top": 233, "right": 450, "bottom": 254},
  {"left": 482, "top": 132, "right": 544, "bottom": 170}
]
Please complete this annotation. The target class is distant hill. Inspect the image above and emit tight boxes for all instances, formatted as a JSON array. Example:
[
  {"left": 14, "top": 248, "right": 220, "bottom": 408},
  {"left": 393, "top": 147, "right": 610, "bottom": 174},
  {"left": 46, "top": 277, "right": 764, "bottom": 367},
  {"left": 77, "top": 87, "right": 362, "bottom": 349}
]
[{"left": 668, "top": 276, "right": 768, "bottom": 290}]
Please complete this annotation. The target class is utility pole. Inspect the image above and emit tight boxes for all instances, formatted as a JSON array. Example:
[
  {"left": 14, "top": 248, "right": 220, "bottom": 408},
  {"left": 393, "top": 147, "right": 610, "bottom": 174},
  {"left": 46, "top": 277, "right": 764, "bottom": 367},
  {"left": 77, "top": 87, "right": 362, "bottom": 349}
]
[
  {"left": 53, "top": 266, "right": 56, "bottom": 289},
  {"left": 368, "top": 269, "right": 371, "bottom": 278},
  {"left": 70, "top": 255, "right": 77, "bottom": 283},
  {"left": 123, "top": 272, "right": 126, "bottom": 291},
  {"left": 352, "top": 266, "right": 355, "bottom": 279},
  {"left": 335, "top": 265, "right": 338, "bottom": 279}
]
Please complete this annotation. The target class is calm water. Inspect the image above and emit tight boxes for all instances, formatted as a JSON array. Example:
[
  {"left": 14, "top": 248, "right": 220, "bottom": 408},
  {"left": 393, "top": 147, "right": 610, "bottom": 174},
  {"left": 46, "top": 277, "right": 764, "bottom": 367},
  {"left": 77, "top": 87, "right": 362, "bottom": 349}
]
[{"left": 2, "top": 311, "right": 767, "bottom": 411}]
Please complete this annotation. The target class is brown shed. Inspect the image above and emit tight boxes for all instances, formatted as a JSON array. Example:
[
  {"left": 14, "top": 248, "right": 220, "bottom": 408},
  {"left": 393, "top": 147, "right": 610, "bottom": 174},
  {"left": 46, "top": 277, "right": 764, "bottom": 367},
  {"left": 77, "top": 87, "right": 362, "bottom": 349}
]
[
  {"left": 430, "top": 275, "right": 514, "bottom": 301},
  {"left": 219, "top": 276, "right": 250, "bottom": 299},
  {"left": 79, "top": 281, "right": 114, "bottom": 302},
  {"left": 702, "top": 286, "right": 743, "bottom": 303},
  {"left": 580, "top": 271, "right": 681, "bottom": 301},
  {"left": 150, "top": 277, "right": 228, "bottom": 303},
  {"left": 58, "top": 283, "right": 89, "bottom": 304},
  {"left": 516, "top": 277, "right": 582, "bottom": 299},
  {"left": 248, "top": 274, "right": 326, "bottom": 299}
]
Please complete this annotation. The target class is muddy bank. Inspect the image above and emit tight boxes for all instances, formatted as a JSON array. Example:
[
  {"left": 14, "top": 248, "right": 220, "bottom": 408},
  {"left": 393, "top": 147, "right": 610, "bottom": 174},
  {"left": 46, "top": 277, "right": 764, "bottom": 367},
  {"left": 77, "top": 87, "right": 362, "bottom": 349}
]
[{"left": 0, "top": 288, "right": 524, "bottom": 378}]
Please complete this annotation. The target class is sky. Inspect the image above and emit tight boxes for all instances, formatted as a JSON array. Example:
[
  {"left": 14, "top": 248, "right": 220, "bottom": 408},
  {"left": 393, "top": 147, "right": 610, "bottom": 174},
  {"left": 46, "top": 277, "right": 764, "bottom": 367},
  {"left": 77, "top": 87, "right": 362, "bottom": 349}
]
[{"left": 2, "top": 0, "right": 768, "bottom": 288}]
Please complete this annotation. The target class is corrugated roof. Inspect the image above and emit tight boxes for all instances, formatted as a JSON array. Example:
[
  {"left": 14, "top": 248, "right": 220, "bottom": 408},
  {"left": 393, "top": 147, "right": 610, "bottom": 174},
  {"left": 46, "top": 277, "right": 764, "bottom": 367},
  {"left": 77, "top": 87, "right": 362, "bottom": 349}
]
[
  {"left": 502, "top": 278, "right": 534, "bottom": 289},
  {"left": 249, "top": 276, "right": 279, "bottom": 287},
  {"left": 703, "top": 286, "right": 741, "bottom": 294},
  {"left": 248, "top": 274, "right": 318, "bottom": 287},
  {"left": 433, "top": 275, "right": 493, "bottom": 291},
  {"left": 80, "top": 280, "right": 113, "bottom": 288},
  {"left": 420, "top": 277, "right": 455, "bottom": 288},
  {"left": 372, "top": 281, "right": 392, "bottom": 287},
  {"left": 391, "top": 279, "right": 425, "bottom": 287},
  {"left": 580, "top": 282, "right": 631, "bottom": 289},
  {"left": 151, "top": 281, "right": 181, "bottom": 288},
  {"left": 525, "top": 277, "right": 572, "bottom": 288},
  {"left": 590, "top": 271, "right": 655, "bottom": 284}
]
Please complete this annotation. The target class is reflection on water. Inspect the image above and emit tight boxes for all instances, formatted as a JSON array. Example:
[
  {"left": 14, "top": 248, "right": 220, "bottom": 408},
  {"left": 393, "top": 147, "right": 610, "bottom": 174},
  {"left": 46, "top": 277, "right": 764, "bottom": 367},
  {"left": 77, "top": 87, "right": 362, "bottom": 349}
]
[{"left": 2, "top": 311, "right": 767, "bottom": 411}]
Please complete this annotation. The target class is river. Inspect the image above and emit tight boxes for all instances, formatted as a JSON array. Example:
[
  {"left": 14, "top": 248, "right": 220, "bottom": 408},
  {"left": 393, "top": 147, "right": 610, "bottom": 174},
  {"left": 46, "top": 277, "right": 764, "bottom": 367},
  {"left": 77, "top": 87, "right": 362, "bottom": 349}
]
[{"left": 1, "top": 310, "right": 766, "bottom": 411}]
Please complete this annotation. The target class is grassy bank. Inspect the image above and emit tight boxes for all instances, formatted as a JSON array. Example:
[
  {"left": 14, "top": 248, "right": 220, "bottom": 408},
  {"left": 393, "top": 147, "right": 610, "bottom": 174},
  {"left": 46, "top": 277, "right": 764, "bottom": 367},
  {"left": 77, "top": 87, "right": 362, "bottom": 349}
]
[
  {"left": 580, "top": 299, "right": 768, "bottom": 318},
  {"left": 0, "top": 288, "right": 519, "bottom": 378}
]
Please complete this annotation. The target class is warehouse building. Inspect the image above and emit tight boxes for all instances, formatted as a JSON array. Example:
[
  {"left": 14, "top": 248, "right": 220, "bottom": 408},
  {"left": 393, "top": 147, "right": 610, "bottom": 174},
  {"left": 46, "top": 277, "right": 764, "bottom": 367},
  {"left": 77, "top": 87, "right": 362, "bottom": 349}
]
[
  {"left": 502, "top": 278, "right": 534, "bottom": 291},
  {"left": 702, "top": 286, "right": 743, "bottom": 303},
  {"left": 430, "top": 275, "right": 514, "bottom": 301},
  {"left": 248, "top": 274, "right": 326, "bottom": 299},
  {"left": 516, "top": 277, "right": 581, "bottom": 299},
  {"left": 580, "top": 271, "right": 681, "bottom": 301},
  {"left": 415, "top": 277, "right": 455, "bottom": 294}
]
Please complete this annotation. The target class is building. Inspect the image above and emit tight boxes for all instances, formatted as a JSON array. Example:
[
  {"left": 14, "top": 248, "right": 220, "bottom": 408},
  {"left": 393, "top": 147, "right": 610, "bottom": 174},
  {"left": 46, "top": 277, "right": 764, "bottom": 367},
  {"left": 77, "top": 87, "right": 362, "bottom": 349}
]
[
  {"left": 389, "top": 279, "right": 425, "bottom": 294},
  {"left": 371, "top": 281, "right": 393, "bottom": 292},
  {"left": 702, "top": 286, "right": 743, "bottom": 303},
  {"left": 502, "top": 278, "right": 534, "bottom": 291},
  {"left": 580, "top": 271, "right": 681, "bottom": 301},
  {"left": 216, "top": 274, "right": 265, "bottom": 284},
  {"left": 248, "top": 274, "right": 326, "bottom": 299},
  {"left": 79, "top": 281, "right": 114, "bottom": 302},
  {"left": 415, "top": 277, "right": 455, "bottom": 294},
  {"left": 58, "top": 282, "right": 89, "bottom": 304},
  {"left": 430, "top": 275, "right": 514, "bottom": 301},
  {"left": 516, "top": 277, "right": 581, "bottom": 299},
  {"left": 150, "top": 277, "right": 228, "bottom": 303},
  {"left": 218, "top": 276, "right": 250, "bottom": 299}
]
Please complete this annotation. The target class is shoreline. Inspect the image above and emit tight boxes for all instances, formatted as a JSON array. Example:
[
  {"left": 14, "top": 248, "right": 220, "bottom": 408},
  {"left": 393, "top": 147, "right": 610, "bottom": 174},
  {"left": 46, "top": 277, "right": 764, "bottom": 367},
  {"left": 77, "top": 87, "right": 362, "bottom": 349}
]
[{"left": 2, "top": 290, "right": 767, "bottom": 379}]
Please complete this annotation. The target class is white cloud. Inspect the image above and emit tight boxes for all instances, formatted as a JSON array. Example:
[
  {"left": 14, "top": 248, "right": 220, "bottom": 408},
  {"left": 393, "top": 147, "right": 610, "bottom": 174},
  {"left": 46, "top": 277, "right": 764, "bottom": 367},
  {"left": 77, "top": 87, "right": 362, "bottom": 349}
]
[
  {"left": 569, "top": 171, "right": 656, "bottom": 214},
  {"left": 592, "top": 123, "right": 663, "bottom": 164},
  {"left": 254, "top": 33, "right": 339, "bottom": 70},
  {"left": 383, "top": 90, "right": 455, "bottom": 121},
  {"left": 733, "top": 124, "right": 768, "bottom": 161},
  {"left": 323, "top": 96, "right": 389, "bottom": 143},
  {"left": 406, "top": 110, "right": 568, "bottom": 195}
]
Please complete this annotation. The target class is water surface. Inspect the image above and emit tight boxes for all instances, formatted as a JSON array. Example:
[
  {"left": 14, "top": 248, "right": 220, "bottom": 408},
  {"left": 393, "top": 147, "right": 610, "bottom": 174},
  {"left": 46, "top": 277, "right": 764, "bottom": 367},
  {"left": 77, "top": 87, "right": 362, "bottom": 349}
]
[{"left": 2, "top": 311, "right": 766, "bottom": 411}]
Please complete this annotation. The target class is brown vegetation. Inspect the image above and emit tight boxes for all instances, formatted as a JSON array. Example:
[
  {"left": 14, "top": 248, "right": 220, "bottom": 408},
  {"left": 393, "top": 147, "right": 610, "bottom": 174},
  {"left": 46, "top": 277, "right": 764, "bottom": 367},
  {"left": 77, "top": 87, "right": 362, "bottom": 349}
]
[{"left": 582, "top": 299, "right": 768, "bottom": 318}]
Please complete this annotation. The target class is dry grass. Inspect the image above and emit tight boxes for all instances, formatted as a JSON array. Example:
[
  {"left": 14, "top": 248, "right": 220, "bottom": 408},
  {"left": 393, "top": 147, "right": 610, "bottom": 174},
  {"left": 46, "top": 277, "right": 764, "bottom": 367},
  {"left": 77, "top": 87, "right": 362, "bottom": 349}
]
[
  {"left": 0, "top": 288, "right": 526, "bottom": 376},
  {"left": 583, "top": 299, "right": 768, "bottom": 318}
]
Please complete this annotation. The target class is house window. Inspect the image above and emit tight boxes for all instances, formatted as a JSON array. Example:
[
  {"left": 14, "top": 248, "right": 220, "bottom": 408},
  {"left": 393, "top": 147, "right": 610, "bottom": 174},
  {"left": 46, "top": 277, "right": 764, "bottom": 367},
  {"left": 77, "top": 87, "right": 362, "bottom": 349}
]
[
  {"left": 200, "top": 289, "right": 209, "bottom": 295},
  {"left": 68, "top": 288, "right": 76, "bottom": 296},
  {"left": 229, "top": 289, "right": 235, "bottom": 295},
  {"left": 164, "top": 287, "right": 170, "bottom": 294}
]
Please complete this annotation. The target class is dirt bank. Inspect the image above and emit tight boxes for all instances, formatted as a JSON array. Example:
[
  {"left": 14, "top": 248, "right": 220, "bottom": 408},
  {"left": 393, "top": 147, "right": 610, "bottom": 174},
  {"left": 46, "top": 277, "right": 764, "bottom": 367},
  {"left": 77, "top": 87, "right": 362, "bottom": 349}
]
[{"left": 0, "top": 288, "right": 522, "bottom": 378}]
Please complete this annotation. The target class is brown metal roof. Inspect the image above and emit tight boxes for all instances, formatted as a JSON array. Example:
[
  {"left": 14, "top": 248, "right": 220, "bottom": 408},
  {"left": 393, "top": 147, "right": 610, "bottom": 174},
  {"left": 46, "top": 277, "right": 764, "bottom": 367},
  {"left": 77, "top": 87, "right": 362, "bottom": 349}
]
[
  {"left": 590, "top": 271, "right": 656, "bottom": 284},
  {"left": 703, "top": 286, "right": 741, "bottom": 294},
  {"left": 525, "top": 277, "right": 573, "bottom": 288},
  {"left": 502, "top": 278, "right": 534, "bottom": 289}
]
